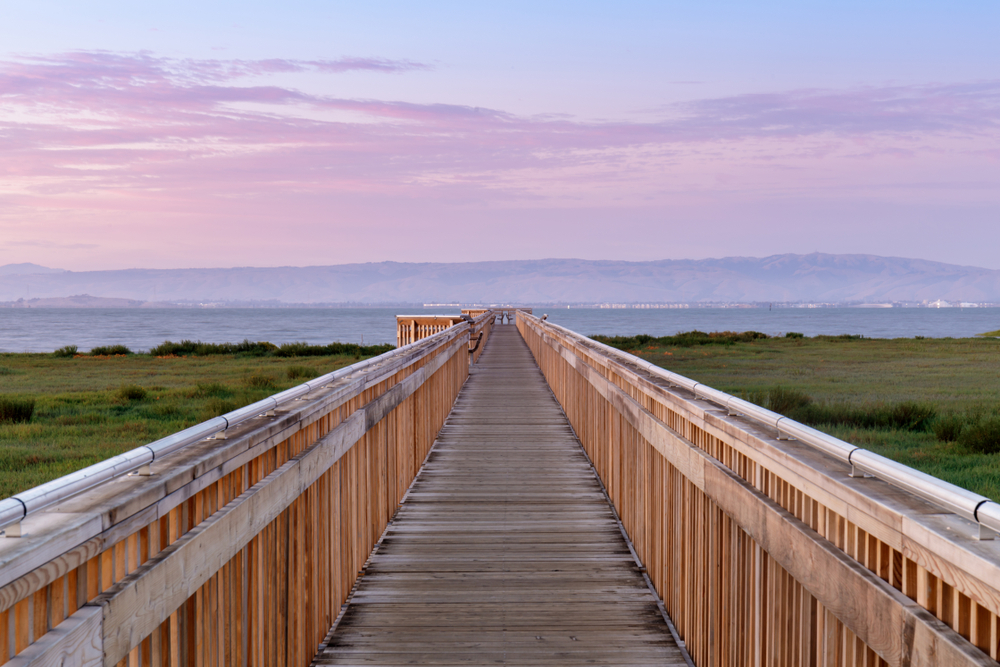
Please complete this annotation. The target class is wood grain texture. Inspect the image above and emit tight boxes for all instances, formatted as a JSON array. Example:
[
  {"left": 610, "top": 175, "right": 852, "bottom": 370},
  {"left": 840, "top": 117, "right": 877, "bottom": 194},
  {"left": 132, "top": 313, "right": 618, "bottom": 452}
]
[
  {"left": 0, "top": 328, "right": 467, "bottom": 666},
  {"left": 518, "top": 313, "right": 998, "bottom": 667},
  {"left": 0, "top": 329, "right": 465, "bottom": 600},
  {"left": 5, "top": 606, "right": 101, "bottom": 667},
  {"left": 314, "top": 324, "right": 687, "bottom": 666}
]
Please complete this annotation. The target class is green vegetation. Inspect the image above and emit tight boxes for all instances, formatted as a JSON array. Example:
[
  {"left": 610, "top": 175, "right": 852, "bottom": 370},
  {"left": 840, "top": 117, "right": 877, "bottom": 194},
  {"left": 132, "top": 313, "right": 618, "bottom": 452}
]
[
  {"left": 0, "top": 343, "right": 387, "bottom": 497},
  {"left": 0, "top": 397, "right": 35, "bottom": 424},
  {"left": 115, "top": 384, "right": 148, "bottom": 402},
  {"left": 597, "top": 332, "right": 1000, "bottom": 500},
  {"left": 149, "top": 339, "right": 393, "bottom": 358},
  {"left": 286, "top": 365, "right": 319, "bottom": 380},
  {"left": 593, "top": 330, "right": 771, "bottom": 349},
  {"left": 243, "top": 372, "right": 277, "bottom": 390},
  {"left": 742, "top": 387, "right": 938, "bottom": 432},
  {"left": 979, "top": 329, "right": 1000, "bottom": 338},
  {"left": 90, "top": 344, "right": 133, "bottom": 356}
]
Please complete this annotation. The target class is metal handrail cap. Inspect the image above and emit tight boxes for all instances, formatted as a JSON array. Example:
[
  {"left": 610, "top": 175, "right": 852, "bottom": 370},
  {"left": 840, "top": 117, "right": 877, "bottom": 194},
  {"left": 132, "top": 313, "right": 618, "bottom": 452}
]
[
  {"left": 850, "top": 449, "right": 987, "bottom": 523},
  {"left": 146, "top": 417, "right": 230, "bottom": 459},
  {"left": 15, "top": 447, "right": 154, "bottom": 515},
  {"left": 975, "top": 501, "right": 1000, "bottom": 535}
]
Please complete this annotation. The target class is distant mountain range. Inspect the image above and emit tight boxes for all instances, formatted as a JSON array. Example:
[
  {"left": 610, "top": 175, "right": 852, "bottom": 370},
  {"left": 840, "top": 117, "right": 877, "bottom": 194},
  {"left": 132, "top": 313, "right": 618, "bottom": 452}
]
[
  {"left": 2, "top": 254, "right": 999, "bottom": 305},
  {"left": 0, "top": 262, "right": 67, "bottom": 277}
]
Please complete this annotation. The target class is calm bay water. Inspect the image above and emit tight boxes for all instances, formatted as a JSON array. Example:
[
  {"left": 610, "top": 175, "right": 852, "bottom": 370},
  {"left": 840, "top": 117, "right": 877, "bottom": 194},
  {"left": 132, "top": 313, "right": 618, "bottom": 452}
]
[{"left": 0, "top": 307, "right": 998, "bottom": 353}]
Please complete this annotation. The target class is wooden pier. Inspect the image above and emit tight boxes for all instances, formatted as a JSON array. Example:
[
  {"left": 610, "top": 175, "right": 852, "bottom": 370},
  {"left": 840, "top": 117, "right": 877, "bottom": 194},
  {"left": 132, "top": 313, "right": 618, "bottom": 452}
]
[
  {"left": 314, "top": 325, "right": 687, "bottom": 665},
  {"left": 3, "top": 310, "right": 999, "bottom": 666}
]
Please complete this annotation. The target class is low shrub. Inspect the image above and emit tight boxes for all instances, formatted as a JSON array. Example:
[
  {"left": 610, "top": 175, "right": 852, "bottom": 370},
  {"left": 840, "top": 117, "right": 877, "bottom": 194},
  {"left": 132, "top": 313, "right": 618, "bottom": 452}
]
[
  {"left": 273, "top": 341, "right": 394, "bottom": 358},
  {"left": 52, "top": 345, "right": 78, "bottom": 358},
  {"left": 794, "top": 401, "right": 937, "bottom": 432},
  {"left": 287, "top": 365, "right": 318, "bottom": 380},
  {"left": 959, "top": 417, "right": 1000, "bottom": 454},
  {"left": 148, "top": 339, "right": 392, "bottom": 358},
  {"left": 887, "top": 402, "right": 938, "bottom": 432},
  {"left": 116, "top": 385, "right": 148, "bottom": 402},
  {"left": 743, "top": 387, "right": 812, "bottom": 414},
  {"left": 150, "top": 339, "right": 278, "bottom": 357},
  {"left": 0, "top": 397, "right": 35, "bottom": 424},
  {"left": 815, "top": 334, "right": 865, "bottom": 342},
  {"left": 933, "top": 414, "right": 966, "bottom": 442},
  {"left": 742, "top": 389, "right": 936, "bottom": 433},
  {"left": 785, "top": 332, "right": 805, "bottom": 339},
  {"left": 592, "top": 330, "right": 770, "bottom": 350},
  {"left": 90, "top": 344, "right": 132, "bottom": 356}
]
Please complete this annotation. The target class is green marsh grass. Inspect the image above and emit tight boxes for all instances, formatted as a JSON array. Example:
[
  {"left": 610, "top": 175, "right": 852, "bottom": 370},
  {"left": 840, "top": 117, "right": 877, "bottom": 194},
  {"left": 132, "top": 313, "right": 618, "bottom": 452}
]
[
  {"left": 0, "top": 397, "right": 35, "bottom": 424},
  {"left": 0, "top": 350, "right": 368, "bottom": 497},
  {"left": 90, "top": 344, "right": 133, "bottom": 356},
  {"left": 286, "top": 365, "right": 319, "bottom": 380},
  {"left": 602, "top": 333, "right": 1000, "bottom": 500}
]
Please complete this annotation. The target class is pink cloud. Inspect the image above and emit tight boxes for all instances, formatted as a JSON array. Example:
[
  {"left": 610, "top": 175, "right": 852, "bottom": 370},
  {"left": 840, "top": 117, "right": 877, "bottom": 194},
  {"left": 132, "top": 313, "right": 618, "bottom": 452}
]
[
  {"left": 0, "top": 51, "right": 998, "bottom": 270},
  {"left": 671, "top": 82, "right": 1000, "bottom": 138}
]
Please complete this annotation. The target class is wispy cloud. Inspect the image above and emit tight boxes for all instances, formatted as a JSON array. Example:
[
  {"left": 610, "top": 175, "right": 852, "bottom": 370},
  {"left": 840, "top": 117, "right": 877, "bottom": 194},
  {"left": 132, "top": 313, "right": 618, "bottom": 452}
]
[
  {"left": 5, "top": 51, "right": 429, "bottom": 85},
  {"left": 670, "top": 83, "right": 1000, "bottom": 138},
  {"left": 8, "top": 240, "right": 99, "bottom": 249},
  {"left": 0, "top": 51, "right": 997, "bottom": 212}
]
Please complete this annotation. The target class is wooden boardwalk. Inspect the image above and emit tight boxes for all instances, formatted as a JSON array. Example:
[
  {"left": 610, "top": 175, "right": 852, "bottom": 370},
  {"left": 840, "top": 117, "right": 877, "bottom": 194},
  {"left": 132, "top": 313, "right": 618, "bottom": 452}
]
[{"left": 313, "top": 325, "right": 688, "bottom": 666}]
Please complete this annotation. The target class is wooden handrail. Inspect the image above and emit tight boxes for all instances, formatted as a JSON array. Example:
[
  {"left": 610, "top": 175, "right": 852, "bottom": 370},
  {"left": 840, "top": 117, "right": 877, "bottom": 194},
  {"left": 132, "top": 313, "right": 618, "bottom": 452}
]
[
  {"left": 396, "top": 311, "right": 495, "bottom": 363},
  {"left": 517, "top": 311, "right": 999, "bottom": 666},
  {"left": 0, "top": 326, "right": 471, "bottom": 666}
]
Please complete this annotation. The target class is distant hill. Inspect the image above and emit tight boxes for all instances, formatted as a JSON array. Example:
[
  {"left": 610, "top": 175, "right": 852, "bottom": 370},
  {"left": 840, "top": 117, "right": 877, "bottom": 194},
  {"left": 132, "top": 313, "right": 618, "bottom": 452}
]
[
  {"left": 0, "top": 294, "right": 181, "bottom": 308},
  {"left": 0, "top": 263, "right": 67, "bottom": 276},
  {"left": 0, "top": 254, "right": 998, "bottom": 304}
]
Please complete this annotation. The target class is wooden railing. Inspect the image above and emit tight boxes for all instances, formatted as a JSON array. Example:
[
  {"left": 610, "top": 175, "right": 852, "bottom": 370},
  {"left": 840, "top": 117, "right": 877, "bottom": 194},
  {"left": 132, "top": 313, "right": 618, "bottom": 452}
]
[
  {"left": 0, "top": 325, "right": 470, "bottom": 667},
  {"left": 517, "top": 312, "right": 1000, "bottom": 667},
  {"left": 396, "top": 315, "right": 463, "bottom": 347},
  {"left": 396, "top": 311, "right": 495, "bottom": 363},
  {"left": 468, "top": 312, "right": 494, "bottom": 364},
  {"left": 464, "top": 307, "right": 531, "bottom": 325}
]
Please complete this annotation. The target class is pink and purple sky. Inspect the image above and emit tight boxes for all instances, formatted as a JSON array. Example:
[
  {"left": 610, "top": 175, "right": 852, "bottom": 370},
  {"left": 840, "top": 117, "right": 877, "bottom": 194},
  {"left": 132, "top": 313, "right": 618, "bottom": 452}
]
[{"left": 1, "top": 1, "right": 998, "bottom": 271}]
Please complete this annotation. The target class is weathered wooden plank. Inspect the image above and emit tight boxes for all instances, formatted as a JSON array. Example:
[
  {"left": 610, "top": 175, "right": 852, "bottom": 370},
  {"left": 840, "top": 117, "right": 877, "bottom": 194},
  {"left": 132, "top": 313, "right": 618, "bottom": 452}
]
[
  {"left": 89, "top": 334, "right": 468, "bottom": 666},
  {"left": 518, "top": 313, "right": 997, "bottom": 667},
  {"left": 0, "top": 328, "right": 468, "bottom": 616},
  {"left": 5, "top": 606, "right": 101, "bottom": 667},
  {"left": 314, "top": 325, "right": 688, "bottom": 666}
]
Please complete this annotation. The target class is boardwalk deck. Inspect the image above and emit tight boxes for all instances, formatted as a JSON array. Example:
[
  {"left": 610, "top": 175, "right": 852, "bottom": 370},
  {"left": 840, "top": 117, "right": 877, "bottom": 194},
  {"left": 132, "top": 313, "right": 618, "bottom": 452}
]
[{"left": 313, "top": 325, "right": 688, "bottom": 666}]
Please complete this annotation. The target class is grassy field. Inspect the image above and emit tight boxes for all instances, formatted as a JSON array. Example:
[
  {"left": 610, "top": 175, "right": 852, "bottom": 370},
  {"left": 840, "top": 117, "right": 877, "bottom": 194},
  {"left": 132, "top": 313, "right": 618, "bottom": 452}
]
[
  {"left": 0, "top": 351, "right": 371, "bottom": 497},
  {"left": 592, "top": 333, "right": 1000, "bottom": 501},
  {"left": 2, "top": 333, "right": 1000, "bottom": 503}
]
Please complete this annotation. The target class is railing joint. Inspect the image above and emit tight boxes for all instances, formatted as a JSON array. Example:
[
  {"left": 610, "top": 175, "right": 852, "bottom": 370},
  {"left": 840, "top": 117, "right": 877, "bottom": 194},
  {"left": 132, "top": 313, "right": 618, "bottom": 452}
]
[{"left": 849, "top": 464, "right": 874, "bottom": 479}]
